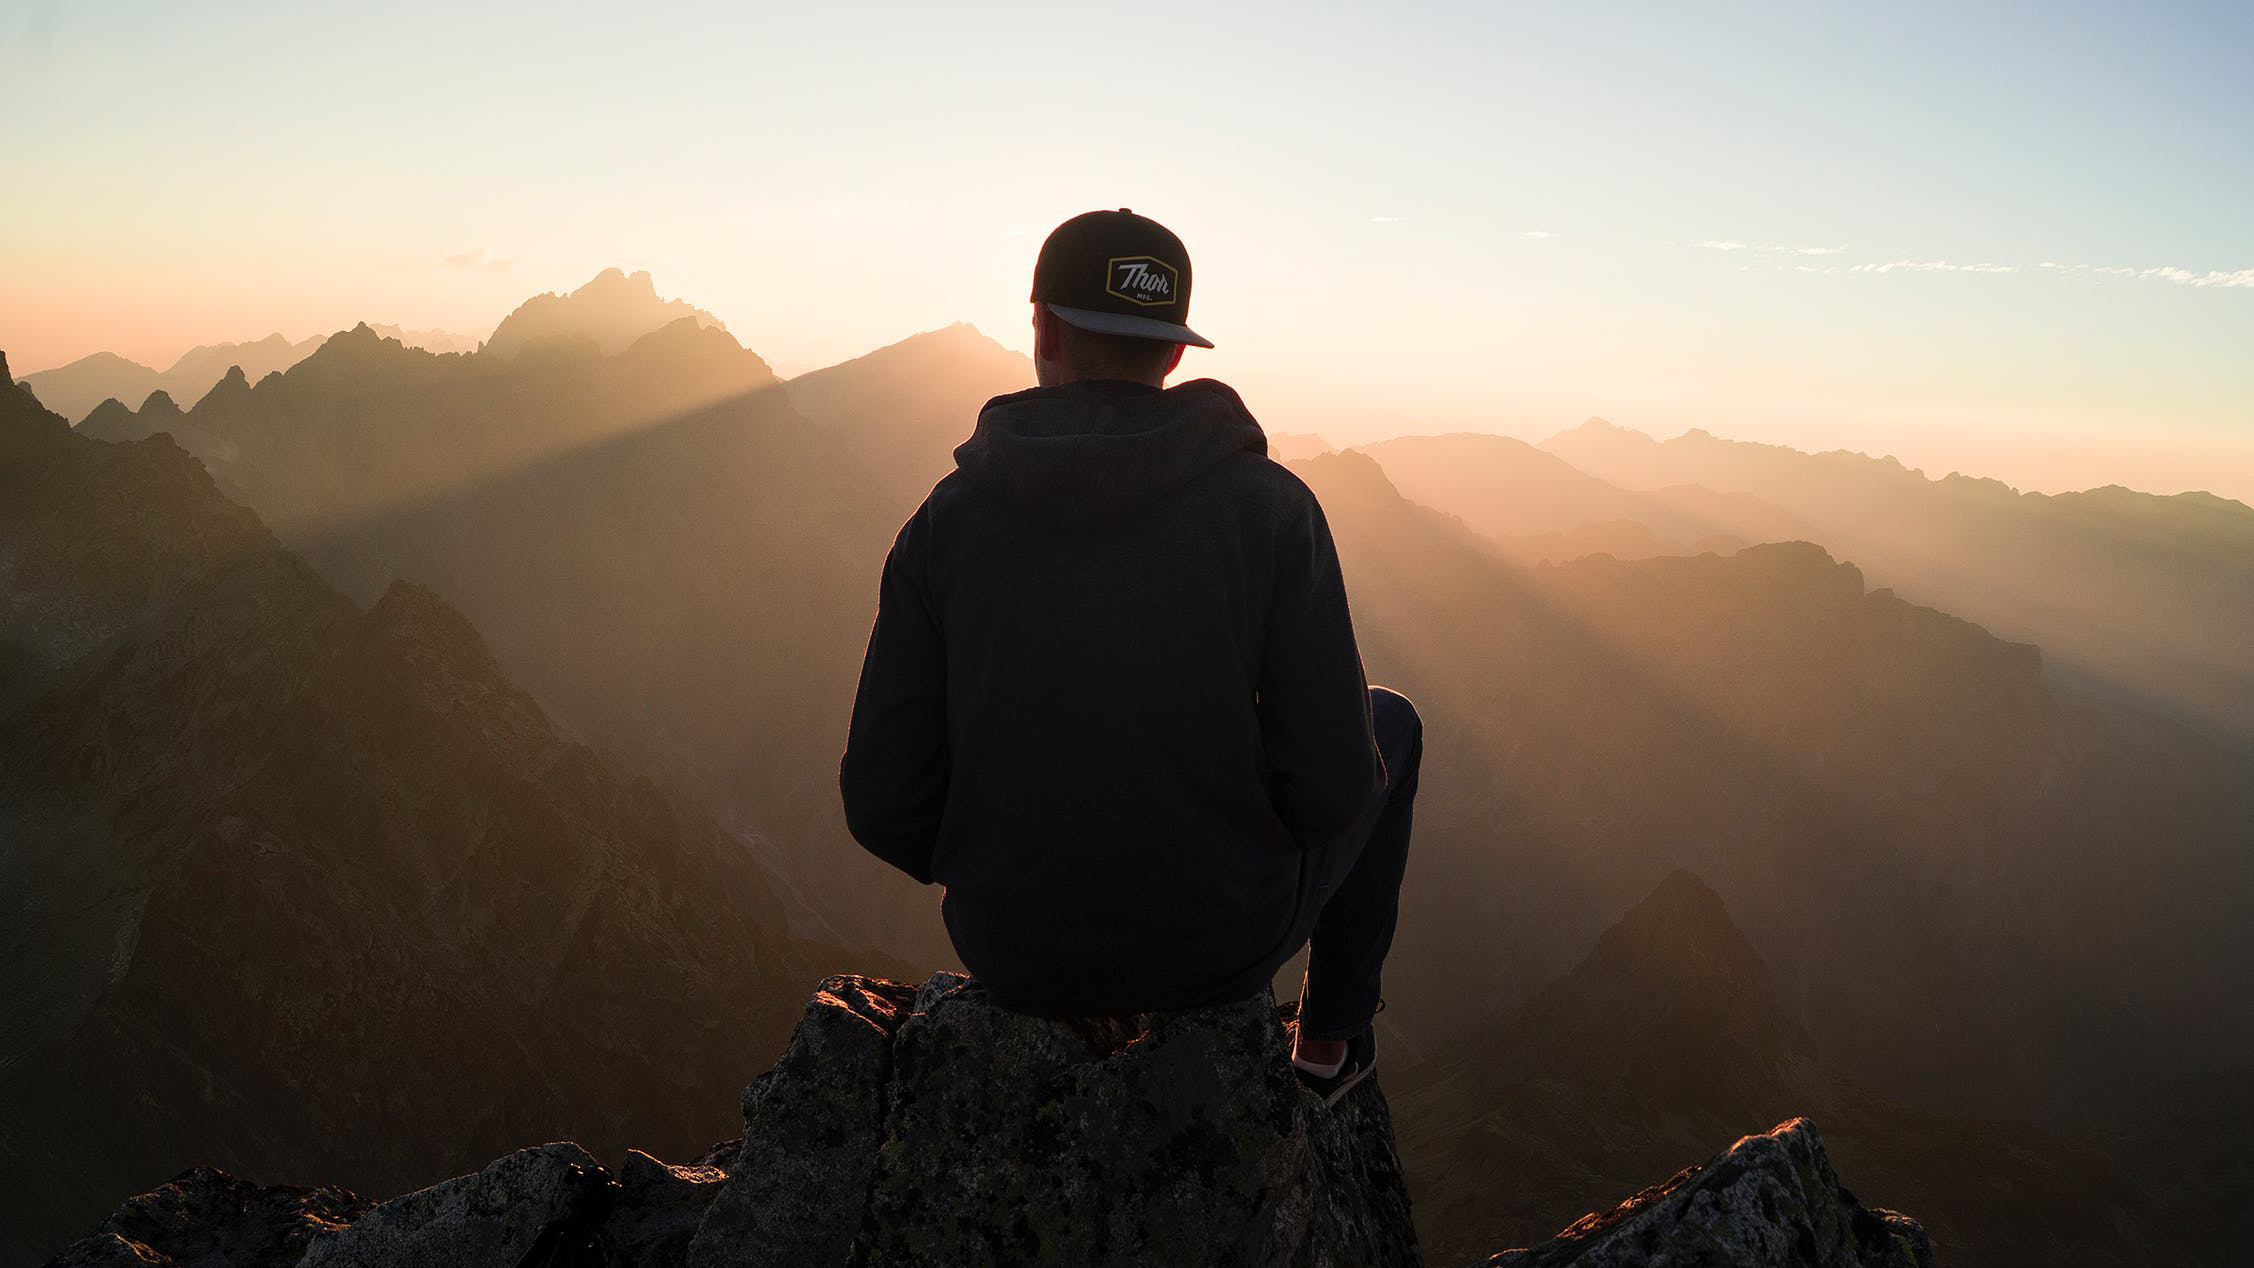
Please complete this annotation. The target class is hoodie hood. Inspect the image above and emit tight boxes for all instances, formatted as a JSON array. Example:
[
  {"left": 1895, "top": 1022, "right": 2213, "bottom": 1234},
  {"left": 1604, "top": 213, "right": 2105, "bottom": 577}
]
[{"left": 953, "top": 378, "right": 1268, "bottom": 532}]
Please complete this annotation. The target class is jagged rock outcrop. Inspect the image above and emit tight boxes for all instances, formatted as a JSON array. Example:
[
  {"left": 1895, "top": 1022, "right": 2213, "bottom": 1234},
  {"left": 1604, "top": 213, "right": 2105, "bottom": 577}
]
[
  {"left": 687, "top": 973, "right": 1418, "bottom": 1268},
  {"left": 43, "top": 1168, "right": 370, "bottom": 1268},
  {"left": 1484, "top": 1120, "right": 1928, "bottom": 1268},
  {"left": 41, "top": 971, "right": 1943, "bottom": 1268}
]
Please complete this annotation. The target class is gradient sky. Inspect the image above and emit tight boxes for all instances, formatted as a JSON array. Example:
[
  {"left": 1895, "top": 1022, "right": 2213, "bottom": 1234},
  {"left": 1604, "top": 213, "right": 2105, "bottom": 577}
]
[{"left": 5, "top": 0, "right": 2250, "bottom": 499}]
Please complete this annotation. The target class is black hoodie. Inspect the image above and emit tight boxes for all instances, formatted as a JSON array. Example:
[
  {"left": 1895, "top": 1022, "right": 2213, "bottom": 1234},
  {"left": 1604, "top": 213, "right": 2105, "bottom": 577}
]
[{"left": 840, "top": 377, "right": 1382, "bottom": 1015}]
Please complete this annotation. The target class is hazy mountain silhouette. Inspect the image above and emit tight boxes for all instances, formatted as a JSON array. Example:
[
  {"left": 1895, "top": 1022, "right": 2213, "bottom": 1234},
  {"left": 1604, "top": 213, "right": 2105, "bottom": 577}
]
[
  {"left": 18, "top": 329, "right": 476, "bottom": 425},
  {"left": 366, "top": 322, "right": 481, "bottom": 355},
  {"left": 1287, "top": 447, "right": 2254, "bottom": 1131},
  {"left": 32, "top": 282, "right": 2254, "bottom": 1261},
  {"left": 0, "top": 353, "right": 854, "bottom": 1266},
  {"left": 1356, "top": 430, "right": 1814, "bottom": 561},
  {"left": 69, "top": 315, "right": 955, "bottom": 970},
  {"left": 1266, "top": 431, "right": 1336, "bottom": 461},
  {"left": 480, "top": 267, "right": 725, "bottom": 360},
  {"left": 1399, "top": 871, "right": 2215, "bottom": 1267},
  {"left": 1539, "top": 418, "right": 2254, "bottom": 738},
  {"left": 784, "top": 321, "right": 1032, "bottom": 518}
]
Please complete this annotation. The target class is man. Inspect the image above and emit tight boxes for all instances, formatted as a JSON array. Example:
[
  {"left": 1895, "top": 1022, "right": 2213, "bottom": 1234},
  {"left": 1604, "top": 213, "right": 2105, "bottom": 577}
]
[{"left": 841, "top": 208, "right": 1420, "bottom": 1104}]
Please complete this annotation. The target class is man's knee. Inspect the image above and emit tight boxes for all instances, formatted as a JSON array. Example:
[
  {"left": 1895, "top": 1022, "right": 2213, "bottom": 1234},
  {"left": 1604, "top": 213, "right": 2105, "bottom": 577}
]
[{"left": 1368, "top": 685, "right": 1423, "bottom": 777}]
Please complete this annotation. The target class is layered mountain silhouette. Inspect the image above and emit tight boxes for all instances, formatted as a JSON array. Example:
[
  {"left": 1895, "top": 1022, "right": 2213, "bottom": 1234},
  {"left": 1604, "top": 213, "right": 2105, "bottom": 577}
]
[
  {"left": 479, "top": 268, "right": 725, "bottom": 360},
  {"left": 18, "top": 328, "right": 476, "bottom": 426},
  {"left": 1399, "top": 871, "right": 2216, "bottom": 1267},
  {"left": 62, "top": 311, "right": 962, "bottom": 970},
  {"left": 20, "top": 270, "right": 2254, "bottom": 1261},
  {"left": 1531, "top": 418, "right": 2254, "bottom": 738},
  {"left": 0, "top": 354, "right": 854, "bottom": 1266},
  {"left": 784, "top": 321, "right": 1034, "bottom": 520},
  {"left": 1287, "top": 448, "right": 2254, "bottom": 1130},
  {"left": 1354, "top": 431, "right": 1815, "bottom": 562}
]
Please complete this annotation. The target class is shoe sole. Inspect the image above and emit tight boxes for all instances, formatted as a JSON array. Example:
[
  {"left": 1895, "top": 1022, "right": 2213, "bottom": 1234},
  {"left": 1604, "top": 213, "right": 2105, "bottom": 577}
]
[{"left": 1312, "top": 1057, "right": 1376, "bottom": 1108}]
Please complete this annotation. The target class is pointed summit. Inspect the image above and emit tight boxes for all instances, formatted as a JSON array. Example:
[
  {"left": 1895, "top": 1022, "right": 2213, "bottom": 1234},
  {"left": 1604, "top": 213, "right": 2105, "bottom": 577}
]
[
  {"left": 1512, "top": 869, "right": 1817, "bottom": 1110},
  {"left": 138, "top": 389, "right": 183, "bottom": 419},
  {"left": 192, "top": 364, "right": 254, "bottom": 416},
  {"left": 482, "top": 269, "right": 727, "bottom": 361}
]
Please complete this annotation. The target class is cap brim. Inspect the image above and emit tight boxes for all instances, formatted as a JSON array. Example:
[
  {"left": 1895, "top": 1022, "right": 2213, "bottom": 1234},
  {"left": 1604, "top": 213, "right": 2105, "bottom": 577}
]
[{"left": 1045, "top": 303, "right": 1214, "bottom": 349}]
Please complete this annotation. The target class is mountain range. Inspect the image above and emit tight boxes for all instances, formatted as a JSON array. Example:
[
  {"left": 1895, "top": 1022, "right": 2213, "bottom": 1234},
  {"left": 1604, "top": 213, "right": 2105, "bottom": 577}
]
[
  {"left": 14, "top": 326, "right": 479, "bottom": 426},
  {"left": 1535, "top": 419, "right": 2254, "bottom": 739},
  {"left": 1398, "top": 870, "right": 2225, "bottom": 1266},
  {"left": 0, "top": 353, "right": 863, "bottom": 1264},
  {"left": 10, "top": 266, "right": 2252, "bottom": 1261}
]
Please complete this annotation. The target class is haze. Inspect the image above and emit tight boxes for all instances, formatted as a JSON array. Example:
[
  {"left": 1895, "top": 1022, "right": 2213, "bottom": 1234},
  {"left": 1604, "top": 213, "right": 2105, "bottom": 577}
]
[{"left": 4, "top": 0, "right": 2250, "bottom": 501}]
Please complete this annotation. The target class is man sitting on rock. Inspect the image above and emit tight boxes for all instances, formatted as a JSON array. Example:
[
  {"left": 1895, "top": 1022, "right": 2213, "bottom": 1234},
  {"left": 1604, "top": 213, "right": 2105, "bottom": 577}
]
[{"left": 840, "top": 208, "right": 1420, "bottom": 1105}]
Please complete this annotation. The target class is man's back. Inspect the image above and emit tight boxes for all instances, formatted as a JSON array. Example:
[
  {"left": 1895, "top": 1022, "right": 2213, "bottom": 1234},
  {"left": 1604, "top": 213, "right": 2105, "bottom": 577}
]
[{"left": 841, "top": 376, "right": 1382, "bottom": 1015}]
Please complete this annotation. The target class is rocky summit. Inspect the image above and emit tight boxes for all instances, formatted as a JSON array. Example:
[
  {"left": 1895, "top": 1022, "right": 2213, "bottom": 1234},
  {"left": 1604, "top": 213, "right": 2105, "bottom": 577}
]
[
  {"left": 1486, "top": 1120, "right": 1929, "bottom": 1268},
  {"left": 42, "top": 972, "right": 1930, "bottom": 1268}
]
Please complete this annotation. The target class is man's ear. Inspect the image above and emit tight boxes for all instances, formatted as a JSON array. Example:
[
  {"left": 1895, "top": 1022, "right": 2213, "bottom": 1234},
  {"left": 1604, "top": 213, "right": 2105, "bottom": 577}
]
[
  {"left": 1164, "top": 343, "right": 1186, "bottom": 377},
  {"left": 1032, "top": 304, "right": 1065, "bottom": 364}
]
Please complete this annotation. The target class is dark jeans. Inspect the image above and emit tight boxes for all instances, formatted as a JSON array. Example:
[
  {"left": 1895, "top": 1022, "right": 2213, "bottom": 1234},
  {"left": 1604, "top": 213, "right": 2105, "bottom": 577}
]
[{"left": 1295, "top": 685, "right": 1422, "bottom": 1042}]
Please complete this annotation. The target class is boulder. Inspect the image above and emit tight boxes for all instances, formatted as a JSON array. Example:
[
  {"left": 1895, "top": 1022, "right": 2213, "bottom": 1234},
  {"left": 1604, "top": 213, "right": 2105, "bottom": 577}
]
[
  {"left": 296, "top": 1143, "right": 612, "bottom": 1268},
  {"left": 36, "top": 974, "right": 1933, "bottom": 1268},
  {"left": 687, "top": 971, "right": 1420, "bottom": 1268},
  {"left": 41, "top": 1167, "right": 369, "bottom": 1268},
  {"left": 1481, "top": 1119, "right": 1930, "bottom": 1268}
]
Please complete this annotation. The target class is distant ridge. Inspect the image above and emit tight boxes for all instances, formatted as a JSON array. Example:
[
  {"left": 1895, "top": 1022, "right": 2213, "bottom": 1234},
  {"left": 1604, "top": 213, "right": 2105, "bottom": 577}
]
[
  {"left": 1533, "top": 417, "right": 2254, "bottom": 736},
  {"left": 23, "top": 328, "right": 478, "bottom": 424},
  {"left": 784, "top": 322, "right": 1031, "bottom": 517}
]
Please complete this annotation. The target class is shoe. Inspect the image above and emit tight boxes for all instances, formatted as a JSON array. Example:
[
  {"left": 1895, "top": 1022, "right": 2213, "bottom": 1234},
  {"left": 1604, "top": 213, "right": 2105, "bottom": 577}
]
[{"left": 1293, "top": 1026, "right": 1377, "bottom": 1108}]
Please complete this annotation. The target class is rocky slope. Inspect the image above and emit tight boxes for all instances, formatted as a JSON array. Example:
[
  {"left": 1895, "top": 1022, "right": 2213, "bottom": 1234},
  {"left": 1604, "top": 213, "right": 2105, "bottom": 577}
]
[
  {"left": 44, "top": 971, "right": 1928, "bottom": 1268},
  {"left": 67, "top": 317, "right": 940, "bottom": 966},
  {"left": 0, "top": 354, "right": 853, "bottom": 1265}
]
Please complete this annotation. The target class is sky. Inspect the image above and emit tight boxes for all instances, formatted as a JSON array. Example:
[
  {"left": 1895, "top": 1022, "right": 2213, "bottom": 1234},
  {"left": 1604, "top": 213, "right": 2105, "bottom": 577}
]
[{"left": 3, "top": 0, "right": 2250, "bottom": 499}]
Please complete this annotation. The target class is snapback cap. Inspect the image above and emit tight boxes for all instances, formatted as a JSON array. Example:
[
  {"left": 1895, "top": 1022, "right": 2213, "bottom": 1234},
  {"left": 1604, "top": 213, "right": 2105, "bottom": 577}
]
[{"left": 1030, "top": 208, "right": 1214, "bottom": 349}]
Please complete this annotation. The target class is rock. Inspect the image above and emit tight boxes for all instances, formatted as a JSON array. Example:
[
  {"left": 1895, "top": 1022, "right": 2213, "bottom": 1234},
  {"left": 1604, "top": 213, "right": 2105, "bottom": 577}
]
[
  {"left": 34, "top": 977, "right": 1937, "bottom": 1268},
  {"left": 688, "top": 972, "right": 1421, "bottom": 1268},
  {"left": 1480, "top": 1119, "right": 1929, "bottom": 1268},
  {"left": 40, "top": 1167, "right": 370, "bottom": 1268},
  {"left": 607, "top": 1149, "right": 729, "bottom": 1268},
  {"left": 295, "top": 1143, "right": 612, "bottom": 1268},
  {"left": 686, "top": 975, "right": 920, "bottom": 1266}
]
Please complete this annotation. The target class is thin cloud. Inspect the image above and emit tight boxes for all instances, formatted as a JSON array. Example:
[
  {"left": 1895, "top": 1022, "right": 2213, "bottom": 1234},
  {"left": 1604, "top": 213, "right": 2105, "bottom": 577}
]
[
  {"left": 1522, "top": 229, "right": 1558, "bottom": 239},
  {"left": 1370, "top": 216, "right": 1403, "bottom": 224},
  {"left": 442, "top": 247, "right": 519, "bottom": 272},
  {"left": 2041, "top": 261, "right": 2254, "bottom": 289},
  {"left": 1848, "top": 259, "right": 2016, "bottom": 275},
  {"left": 1700, "top": 240, "right": 2253, "bottom": 290}
]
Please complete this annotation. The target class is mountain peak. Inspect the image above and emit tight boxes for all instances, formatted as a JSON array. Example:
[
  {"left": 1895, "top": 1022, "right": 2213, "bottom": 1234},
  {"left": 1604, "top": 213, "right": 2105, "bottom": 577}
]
[
  {"left": 1512, "top": 869, "right": 1818, "bottom": 1107},
  {"left": 1542, "top": 415, "right": 1656, "bottom": 451},
  {"left": 192, "top": 364, "right": 255, "bottom": 416},
  {"left": 139, "top": 389, "right": 182, "bottom": 417},
  {"left": 573, "top": 266, "right": 657, "bottom": 299},
  {"left": 483, "top": 269, "right": 725, "bottom": 361}
]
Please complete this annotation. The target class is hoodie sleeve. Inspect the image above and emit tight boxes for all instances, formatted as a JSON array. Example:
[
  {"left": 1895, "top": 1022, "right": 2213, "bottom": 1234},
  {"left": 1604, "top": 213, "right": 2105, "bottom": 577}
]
[
  {"left": 1257, "top": 494, "right": 1384, "bottom": 850},
  {"left": 840, "top": 506, "right": 948, "bottom": 884}
]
